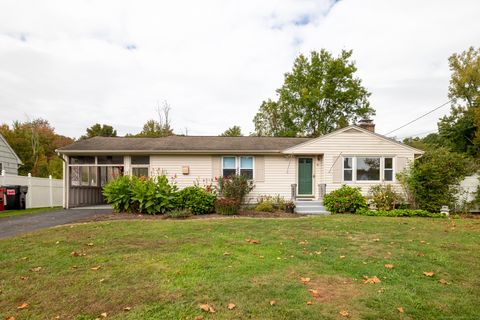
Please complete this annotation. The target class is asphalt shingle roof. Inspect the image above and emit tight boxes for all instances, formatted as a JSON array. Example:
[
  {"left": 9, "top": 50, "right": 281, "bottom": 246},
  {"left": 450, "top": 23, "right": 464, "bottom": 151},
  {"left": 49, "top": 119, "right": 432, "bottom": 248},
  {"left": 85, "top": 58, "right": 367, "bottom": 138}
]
[{"left": 57, "top": 136, "right": 310, "bottom": 154}]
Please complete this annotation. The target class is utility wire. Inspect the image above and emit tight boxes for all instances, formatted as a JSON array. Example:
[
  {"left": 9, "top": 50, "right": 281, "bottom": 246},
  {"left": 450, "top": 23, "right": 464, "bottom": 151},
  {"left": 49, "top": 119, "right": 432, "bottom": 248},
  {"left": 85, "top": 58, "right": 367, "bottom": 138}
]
[{"left": 384, "top": 99, "right": 452, "bottom": 136}]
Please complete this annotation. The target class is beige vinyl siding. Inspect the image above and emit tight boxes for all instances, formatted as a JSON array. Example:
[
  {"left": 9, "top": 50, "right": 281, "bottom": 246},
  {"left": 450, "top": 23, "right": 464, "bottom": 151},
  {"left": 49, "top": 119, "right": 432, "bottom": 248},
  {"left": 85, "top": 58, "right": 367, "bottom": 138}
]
[
  {"left": 287, "top": 128, "right": 416, "bottom": 196},
  {"left": 247, "top": 155, "right": 296, "bottom": 203},
  {"left": 150, "top": 155, "right": 213, "bottom": 188}
]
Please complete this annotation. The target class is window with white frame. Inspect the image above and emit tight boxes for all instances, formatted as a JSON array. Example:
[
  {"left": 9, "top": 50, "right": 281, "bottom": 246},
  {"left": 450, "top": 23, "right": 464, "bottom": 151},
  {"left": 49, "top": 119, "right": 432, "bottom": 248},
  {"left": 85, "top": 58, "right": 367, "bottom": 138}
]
[
  {"left": 131, "top": 156, "right": 150, "bottom": 177},
  {"left": 222, "top": 156, "right": 254, "bottom": 179},
  {"left": 343, "top": 156, "right": 394, "bottom": 182}
]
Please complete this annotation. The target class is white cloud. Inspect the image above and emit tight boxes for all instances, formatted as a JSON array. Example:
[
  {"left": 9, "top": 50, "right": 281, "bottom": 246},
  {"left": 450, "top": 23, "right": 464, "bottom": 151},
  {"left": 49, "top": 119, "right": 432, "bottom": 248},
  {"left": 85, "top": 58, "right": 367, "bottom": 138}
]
[{"left": 0, "top": 0, "right": 478, "bottom": 139}]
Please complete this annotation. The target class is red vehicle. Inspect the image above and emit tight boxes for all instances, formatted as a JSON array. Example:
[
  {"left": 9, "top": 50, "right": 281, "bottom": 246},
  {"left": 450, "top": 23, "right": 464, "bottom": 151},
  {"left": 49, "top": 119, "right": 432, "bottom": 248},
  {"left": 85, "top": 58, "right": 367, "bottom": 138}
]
[{"left": 0, "top": 187, "right": 6, "bottom": 211}]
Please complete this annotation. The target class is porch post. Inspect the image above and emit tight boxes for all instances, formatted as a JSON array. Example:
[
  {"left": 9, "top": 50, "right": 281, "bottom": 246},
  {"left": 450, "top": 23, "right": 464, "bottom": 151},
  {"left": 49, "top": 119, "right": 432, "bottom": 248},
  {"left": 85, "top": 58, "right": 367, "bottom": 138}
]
[{"left": 291, "top": 183, "right": 297, "bottom": 201}]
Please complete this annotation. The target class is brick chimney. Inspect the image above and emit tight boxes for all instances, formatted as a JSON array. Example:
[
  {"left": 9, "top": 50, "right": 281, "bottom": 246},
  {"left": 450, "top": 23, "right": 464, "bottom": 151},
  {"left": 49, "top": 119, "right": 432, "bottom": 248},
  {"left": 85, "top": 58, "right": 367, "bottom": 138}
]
[{"left": 357, "top": 119, "right": 375, "bottom": 132}]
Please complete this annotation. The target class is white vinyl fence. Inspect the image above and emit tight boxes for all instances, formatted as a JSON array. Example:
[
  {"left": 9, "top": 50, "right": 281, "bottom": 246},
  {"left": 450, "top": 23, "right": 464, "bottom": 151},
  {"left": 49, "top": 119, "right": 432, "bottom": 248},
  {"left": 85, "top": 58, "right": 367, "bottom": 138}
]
[{"left": 1, "top": 170, "right": 63, "bottom": 208}]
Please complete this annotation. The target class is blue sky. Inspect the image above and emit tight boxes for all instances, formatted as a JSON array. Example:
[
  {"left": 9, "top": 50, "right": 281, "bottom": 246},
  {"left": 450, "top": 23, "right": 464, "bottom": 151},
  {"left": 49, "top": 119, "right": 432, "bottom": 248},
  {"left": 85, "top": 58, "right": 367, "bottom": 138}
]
[{"left": 0, "top": 0, "right": 478, "bottom": 139}]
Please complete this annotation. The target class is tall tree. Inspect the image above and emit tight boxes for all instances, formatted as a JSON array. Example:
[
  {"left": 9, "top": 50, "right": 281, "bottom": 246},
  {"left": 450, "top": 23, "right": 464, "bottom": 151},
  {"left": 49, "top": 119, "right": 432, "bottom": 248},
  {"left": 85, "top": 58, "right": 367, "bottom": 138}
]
[
  {"left": 438, "top": 46, "right": 480, "bottom": 157},
  {"left": 0, "top": 119, "right": 73, "bottom": 177},
  {"left": 130, "top": 101, "right": 174, "bottom": 137},
  {"left": 253, "top": 49, "right": 374, "bottom": 137},
  {"left": 80, "top": 123, "right": 117, "bottom": 140},
  {"left": 220, "top": 126, "right": 243, "bottom": 137}
]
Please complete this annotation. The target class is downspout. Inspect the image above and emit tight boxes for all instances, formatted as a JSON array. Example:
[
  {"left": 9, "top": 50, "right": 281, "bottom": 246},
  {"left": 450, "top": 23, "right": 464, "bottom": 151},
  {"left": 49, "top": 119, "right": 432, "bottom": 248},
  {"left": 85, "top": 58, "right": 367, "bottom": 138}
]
[{"left": 57, "top": 152, "right": 69, "bottom": 209}]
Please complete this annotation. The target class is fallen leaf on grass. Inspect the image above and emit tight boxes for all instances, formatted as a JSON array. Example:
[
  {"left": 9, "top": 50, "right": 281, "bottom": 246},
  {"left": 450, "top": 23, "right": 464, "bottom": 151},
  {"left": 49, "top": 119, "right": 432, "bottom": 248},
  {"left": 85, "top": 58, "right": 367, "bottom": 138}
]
[
  {"left": 99, "top": 312, "right": 107, "bottom": 318},
  {"left": 340, "top": 255, "right": 346, "bottom": 259},
  {"left": 423, "top": 272, "right": 434, "bottom": 277},
  {"left": 339, "top": 310, "right": 349, "bottom": 317},
  {"left": 223, "top": 252, "right": 230, "bottom": 256},
  {"left": 200, "top": 304, "right": 216, "bottom": 313},
  {"left": 21, "top": 257, "right": 28, "bottom": 260},
  {"left": 5, "top": 317, "right": 16, "bottom": 320},
  {"left": 300, "top": 277, "right": 311, "bottom": 284},
  {"left": 269, "top": 300, "right": 276, "bottom": 306},
  {"left": 439, "top": 279, "right": 450, "bottom": 284},
  {"left": 314, "top": 251, "right": 322, "bottom": 255},
  {"left": 123, "top": 307, "right": 131, "bottom": 311},
  {"left": 308, "top": 289, "right": 319, "bottom": 298},
  {"left": 298, "top": 241, "right": 308, "bottom": 245},
  {"left": 71, "top": 251, "right": 87, "bottom": 257},
  {"left": 90, "top": 266, "right": 101, "bottom": 271},
  {"left": 17, "top": 303, "right": 29, "bottom": 309},
  {"left": 384, "top": 264, "right": 394, "bottom": 269},
  {"left": 372, "top": 238, "right": 380, "bottom": 242},
  {"left": 55, "top": 241, "right": 60, "bottom": 244},
  {"left": 20, "top": 276, "right": 28, "bottom": 280},
  {"left": 363, "top": 276, "right": 381, "bottom": 284},
  {"left": 416, "top": 252, "right": 425, "bottom": 257},
  {"left": 306, "top": 301, "right": 313, "bottom": 305},
  {"left": 30, "top": 267, "right": 42, "bottom": 272},
  {"left": 245, "top": 239, "right": 260, "bottom": 244},
  {"left": 397, "top": 307, "right": 405, "bottom": 313},
  {"left": 86, "top": 243, "right": 94, "bottom": 246},
  {"left": 194, "top": 316, "right": 203, "bottom": 320},
  {"left": 227, "top": 303, "right": 236, "bottom": 310}
]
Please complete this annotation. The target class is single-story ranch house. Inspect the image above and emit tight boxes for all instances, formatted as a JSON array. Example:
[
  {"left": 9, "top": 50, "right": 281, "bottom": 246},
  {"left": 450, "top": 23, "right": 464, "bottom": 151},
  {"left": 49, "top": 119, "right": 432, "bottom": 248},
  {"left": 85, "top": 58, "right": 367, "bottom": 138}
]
[{"left": 56, "top": 121, "right": 424, "bottom": 211}]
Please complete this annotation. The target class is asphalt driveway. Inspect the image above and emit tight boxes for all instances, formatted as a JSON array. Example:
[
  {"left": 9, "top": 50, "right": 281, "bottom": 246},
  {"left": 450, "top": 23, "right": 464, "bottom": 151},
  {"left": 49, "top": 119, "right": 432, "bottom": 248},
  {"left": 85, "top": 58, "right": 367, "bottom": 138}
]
[{"left": 0, "top": 208, "right": 112, "bottom": 239}]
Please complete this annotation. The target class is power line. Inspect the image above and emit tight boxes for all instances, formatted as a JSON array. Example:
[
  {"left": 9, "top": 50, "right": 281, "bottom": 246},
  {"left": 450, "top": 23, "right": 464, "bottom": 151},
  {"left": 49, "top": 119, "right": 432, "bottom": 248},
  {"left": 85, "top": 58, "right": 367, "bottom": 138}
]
[{"left": 383, "top": 99, "right": 452, "bottom": 136}]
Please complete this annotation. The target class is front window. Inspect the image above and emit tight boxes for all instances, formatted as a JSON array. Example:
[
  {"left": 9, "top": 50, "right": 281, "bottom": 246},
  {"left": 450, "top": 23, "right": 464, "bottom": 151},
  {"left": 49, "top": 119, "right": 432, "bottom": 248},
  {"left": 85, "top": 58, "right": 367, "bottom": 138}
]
[
  {"left": 131, "top": 156, "right": 150, "bottom": 177},
  {"left": 342, "top": 156, "right": 394, "bottom": 182},
  {"left": 222, "top": 156, "right": 254, "bottom": 179},
  {"left": 343, "top": 157, "right": 353, "bottom": 181},
  {"left": 356, "top": 157, "right": 380, "bottom": 181},
  {"left": 222, "top": 156, "right": 237, "bottom": 178},
  {"left": 384, "top": 158, "right": 393, "bottom": 181},
  {"left": 240, "top": 156, "right": 253, "bottom": 179}
]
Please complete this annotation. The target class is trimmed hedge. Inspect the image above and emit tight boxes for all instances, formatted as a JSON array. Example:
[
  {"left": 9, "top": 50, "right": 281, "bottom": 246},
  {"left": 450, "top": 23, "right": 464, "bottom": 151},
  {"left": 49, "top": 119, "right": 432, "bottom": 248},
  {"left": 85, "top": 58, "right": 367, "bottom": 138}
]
[
  {"left": 357, "top": 208, "right": 446, "bottom": 218},
  {"left": 323, "top": 185, "right": 367, "bottom": 214}
]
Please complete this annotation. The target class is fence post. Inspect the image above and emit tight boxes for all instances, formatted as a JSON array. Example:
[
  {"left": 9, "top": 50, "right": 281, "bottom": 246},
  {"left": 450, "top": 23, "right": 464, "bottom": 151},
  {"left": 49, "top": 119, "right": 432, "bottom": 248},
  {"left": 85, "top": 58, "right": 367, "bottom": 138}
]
[
  {"left": 27, "top": 173, "right": 32, "bottom": 209},
  {"left": 49, "top": 175, "right": 53, "bottom": 208}
]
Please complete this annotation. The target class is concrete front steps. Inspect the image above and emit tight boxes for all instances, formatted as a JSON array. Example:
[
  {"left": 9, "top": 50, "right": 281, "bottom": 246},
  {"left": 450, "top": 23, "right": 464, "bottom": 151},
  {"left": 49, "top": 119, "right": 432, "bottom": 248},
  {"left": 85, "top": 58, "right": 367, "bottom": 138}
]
[{"left": 294, "top": 200, "right": 330, "bottom": 215}]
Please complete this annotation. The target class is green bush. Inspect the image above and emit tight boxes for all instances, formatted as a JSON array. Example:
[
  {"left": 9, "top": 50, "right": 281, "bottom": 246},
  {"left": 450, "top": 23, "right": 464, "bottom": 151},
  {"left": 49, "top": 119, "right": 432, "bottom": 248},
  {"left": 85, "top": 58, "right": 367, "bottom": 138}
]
[
  {"left": 323, "top": 185, "right": 367, "bottom": 214},
  {"left": 368, "top": 184, "right": 403, "bottom": 211},
  {"left": 217, "top": 175, "right": 254, "bottom": 204},
  {"left": 103, "top": 175, "right": 178, "bottom": 214},
  {"left": 168, "top": 209, "right": 192, "bottom": 219},
  {"left": 357, "top": 208, "right": 446, "bottom": 218},
  {"left": 256, "top": 194, "right": 285, "bottom": 210},
  {"left": 397, "top": 148, "right": 475, "bottom": 212},
  {"left": 215, "top": 198, "right": 240, "bottom": 215},
  {"left": 102, "top": 175, "right": 135, "bottom": 212},
  {"left": 255, "top": 201, "right": 274, "bottom": 212},
  {"left": 177, "top": 186, "right": 216, "bottom": 214}
]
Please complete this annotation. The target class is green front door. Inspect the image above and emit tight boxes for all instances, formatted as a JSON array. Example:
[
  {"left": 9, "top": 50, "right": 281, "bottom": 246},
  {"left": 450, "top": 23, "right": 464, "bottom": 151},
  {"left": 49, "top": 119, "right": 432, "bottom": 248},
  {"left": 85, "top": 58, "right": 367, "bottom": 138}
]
[{"left": 298, "top": 158, "right": 313, "bottom": 195}]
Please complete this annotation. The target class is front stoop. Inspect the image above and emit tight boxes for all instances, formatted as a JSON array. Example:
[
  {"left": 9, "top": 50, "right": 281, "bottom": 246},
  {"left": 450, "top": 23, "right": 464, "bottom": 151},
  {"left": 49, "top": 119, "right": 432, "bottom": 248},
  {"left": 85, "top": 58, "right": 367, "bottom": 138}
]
[{"left": 294, "top": 200, "right": 331, "bottom": 215}]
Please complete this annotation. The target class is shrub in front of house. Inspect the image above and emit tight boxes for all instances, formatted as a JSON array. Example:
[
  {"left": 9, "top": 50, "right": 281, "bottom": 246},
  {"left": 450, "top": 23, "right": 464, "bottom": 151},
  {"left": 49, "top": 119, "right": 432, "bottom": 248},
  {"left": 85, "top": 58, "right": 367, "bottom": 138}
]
[
  {"left": 256, "top": 194, "right": 286, "bottom": 211},
  {"left": 102, "top": 175, "right": 136, "bottom": 212},
  {"left": 217, "top": 175, "right": 254, "bottom": 204},
  {"left": 323, "top": 185, "right": 367, "bottom": 214},
  {"left": 255, "top": 201, "right": 275, "bottom": 212},
  {"left": 215, "top": 198, "right": 240, "bottom": 215},
  {"left": 129, "top": 175, "right": 178, "bottom": 214},
  {"left": 176, "top": 186, "right": 216, "bottom": 214},
  {"left": 368, "top": 184, "right": 404, "bottom": 211},
  {"left": 357, "top": 208, "right": 446, "bottom": 218}
]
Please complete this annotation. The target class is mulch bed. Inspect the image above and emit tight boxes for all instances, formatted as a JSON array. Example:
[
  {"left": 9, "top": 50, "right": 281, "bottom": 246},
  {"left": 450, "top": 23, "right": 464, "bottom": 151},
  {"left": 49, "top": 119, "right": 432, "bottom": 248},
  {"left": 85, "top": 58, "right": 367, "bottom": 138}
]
[{"left": 79, "top": 211, "right": 302, "bottom": 223}]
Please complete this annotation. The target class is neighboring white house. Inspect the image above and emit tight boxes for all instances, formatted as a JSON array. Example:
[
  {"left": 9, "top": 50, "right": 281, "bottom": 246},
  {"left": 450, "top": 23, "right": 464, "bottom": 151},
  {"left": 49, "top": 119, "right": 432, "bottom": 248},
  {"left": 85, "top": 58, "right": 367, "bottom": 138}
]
[
  {"left": 0, "top": 133, "right": 22, "bottom": 175},
  {"left": 56, "top": 121, "right": 424, "bottom": 209}
]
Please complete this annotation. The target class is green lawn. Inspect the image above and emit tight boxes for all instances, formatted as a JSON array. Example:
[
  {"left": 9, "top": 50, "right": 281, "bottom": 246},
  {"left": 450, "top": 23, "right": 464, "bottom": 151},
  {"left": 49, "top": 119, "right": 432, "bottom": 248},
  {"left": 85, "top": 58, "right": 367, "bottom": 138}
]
[
  {"left": 0, "top": 215, "right": 479, "bottom": 320},
  {"left": 0, "top": 206, "right": 62, "bottom": 218}
]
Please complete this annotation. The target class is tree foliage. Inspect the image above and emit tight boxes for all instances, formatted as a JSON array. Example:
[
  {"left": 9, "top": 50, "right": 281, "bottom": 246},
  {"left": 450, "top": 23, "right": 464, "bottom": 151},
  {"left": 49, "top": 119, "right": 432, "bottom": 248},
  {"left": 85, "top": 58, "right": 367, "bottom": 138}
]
[
  {"left": 398, "top": 148, "right": 475, "bottom": 212},
  {"left": 253, "top": 49, "right": 374, "bottom": 137},
  {"left": 437, "top": 46, "right": 480, "bottom": 157},
  {"left": 220, "top": 126, "right": 243, "bottom": 137},
  {"left": 130, "top": 101, "right": 174, "bottom": 137},
  {"left": 0, "top": 119, "right": 73, "bottom": 178},
  {"left": 80, "top": 123, "right": 117, "bottom": 140}
]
